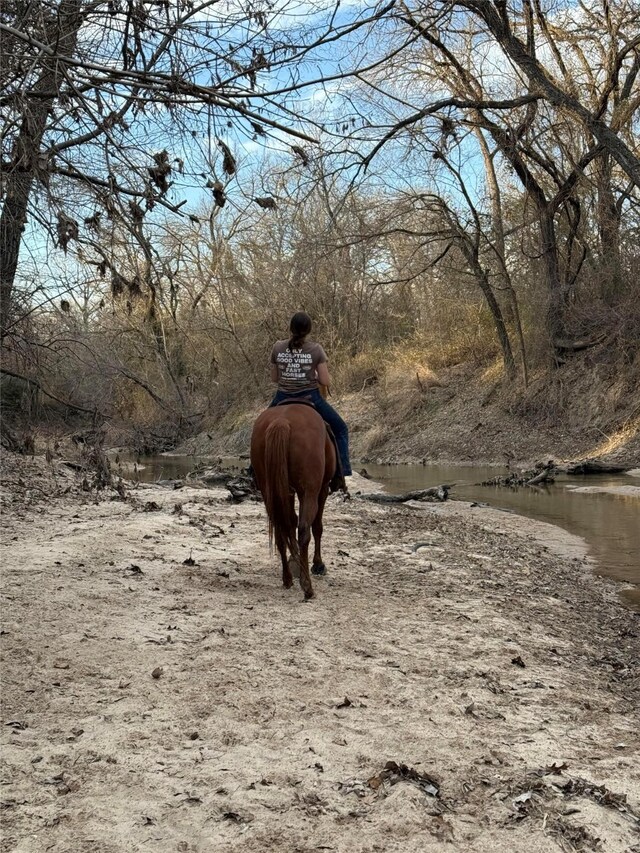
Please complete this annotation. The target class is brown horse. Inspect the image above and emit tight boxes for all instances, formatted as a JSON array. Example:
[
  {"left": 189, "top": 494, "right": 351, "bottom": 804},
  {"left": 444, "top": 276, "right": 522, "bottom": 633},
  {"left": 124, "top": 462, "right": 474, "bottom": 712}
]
[{"left": 250, "top": 403, "right": 336, "bottom": 599}]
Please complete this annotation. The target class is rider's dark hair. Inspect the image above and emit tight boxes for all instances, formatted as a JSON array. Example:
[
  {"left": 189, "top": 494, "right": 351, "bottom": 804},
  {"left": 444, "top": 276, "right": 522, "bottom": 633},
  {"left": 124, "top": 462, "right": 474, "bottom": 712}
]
[{"left": 288, "top": 311, "right": 312, "bottom": 350}]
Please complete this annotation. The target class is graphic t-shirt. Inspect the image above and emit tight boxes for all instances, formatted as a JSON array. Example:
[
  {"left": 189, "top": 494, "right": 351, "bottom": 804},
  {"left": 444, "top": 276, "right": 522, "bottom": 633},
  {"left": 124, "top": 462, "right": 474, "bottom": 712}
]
[{"left": 271, "top": 339, "right": 327, "bottom": 392}]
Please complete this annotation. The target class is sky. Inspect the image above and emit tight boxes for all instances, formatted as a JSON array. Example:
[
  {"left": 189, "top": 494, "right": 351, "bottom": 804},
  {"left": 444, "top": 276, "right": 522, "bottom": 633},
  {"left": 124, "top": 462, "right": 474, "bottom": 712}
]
[{"left": 11, "top": 0, "right": 634, "bottom": 306}]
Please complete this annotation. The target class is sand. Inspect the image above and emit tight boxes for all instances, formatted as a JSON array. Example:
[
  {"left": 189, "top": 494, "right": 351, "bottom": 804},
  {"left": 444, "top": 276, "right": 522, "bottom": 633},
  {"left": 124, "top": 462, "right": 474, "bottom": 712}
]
[{"left": 1, "top": 457, "right": 639, "bottom": 852}]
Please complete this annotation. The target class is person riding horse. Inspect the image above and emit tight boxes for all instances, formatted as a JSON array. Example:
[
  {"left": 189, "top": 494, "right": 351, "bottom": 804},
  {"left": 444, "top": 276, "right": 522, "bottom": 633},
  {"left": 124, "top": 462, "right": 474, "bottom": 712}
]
[
  {"left": 250, "top": 312, "right": 352, "bottom": 597},
  {"left": 251, "top": 312, "right": 352, "bottom": 492},
  {"left": 271, "top": 313, "right": 351, "bottom": 479}
]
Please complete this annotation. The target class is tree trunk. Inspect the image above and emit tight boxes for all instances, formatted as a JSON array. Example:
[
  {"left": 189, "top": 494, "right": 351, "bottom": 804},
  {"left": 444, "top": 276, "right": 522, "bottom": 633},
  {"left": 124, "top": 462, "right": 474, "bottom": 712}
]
[
  {"left": 464, "top": 0, "right": 640, "bottom": 189},
  {"left": 539, "top": 208, "right": 566, "bottom": 344},
  {"left": 475, "top": 129, "right": 529, "bottom": 384},
  {"left": 475, "top": 265, "right": 517, "bottom": 379},
  {"left": 457, "top": 234, "right": 517, "bottom": 378},
  {"left": 482, "top": 121, "right": 566, "bottom": 347},
  {"left": 0, "top": 1, "right": 83, "bottom": 333},
  {"left": 595, "top": 154, "right": 622, "bottom": 304}
]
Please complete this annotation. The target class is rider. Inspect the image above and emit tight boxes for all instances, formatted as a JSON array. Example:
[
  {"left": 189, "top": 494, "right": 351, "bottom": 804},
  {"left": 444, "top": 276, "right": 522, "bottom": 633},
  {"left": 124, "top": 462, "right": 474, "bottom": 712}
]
[{"left": 255, "top": 311, "right": 352, "bottom": 490}]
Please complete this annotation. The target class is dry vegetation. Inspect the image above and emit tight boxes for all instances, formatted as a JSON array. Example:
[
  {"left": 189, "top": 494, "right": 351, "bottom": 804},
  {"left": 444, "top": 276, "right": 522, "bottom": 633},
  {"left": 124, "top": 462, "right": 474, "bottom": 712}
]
[
  {"left": 3, "top": 185, "right": 639, "bottom": 462},
  {"left": 2, "top": 1, "right": 640, "bottom": 461}
]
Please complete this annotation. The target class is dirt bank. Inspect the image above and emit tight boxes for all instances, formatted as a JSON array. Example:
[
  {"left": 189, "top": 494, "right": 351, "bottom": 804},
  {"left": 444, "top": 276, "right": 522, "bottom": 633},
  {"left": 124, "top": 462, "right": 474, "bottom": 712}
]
[
  {"left": 1, "top": 454, "right": 639, "bottom": 852},
  {"left": 176, "top": 358, "right": 640, "bottom": 470}
]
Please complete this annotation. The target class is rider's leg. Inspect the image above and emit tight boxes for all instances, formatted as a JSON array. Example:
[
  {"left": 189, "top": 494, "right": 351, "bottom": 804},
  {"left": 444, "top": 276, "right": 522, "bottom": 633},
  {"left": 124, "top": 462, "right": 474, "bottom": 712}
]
[{"left": 310, "top": 391, "right": 352, "bottom": 476}]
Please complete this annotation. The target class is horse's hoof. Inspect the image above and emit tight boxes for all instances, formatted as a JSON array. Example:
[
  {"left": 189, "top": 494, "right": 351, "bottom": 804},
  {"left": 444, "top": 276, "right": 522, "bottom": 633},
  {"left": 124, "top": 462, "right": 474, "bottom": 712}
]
[
  {"left": 288, "top": 556, "right": 300, "bottom": 579},
  {"left": 283, "top": 578, "right": 294, "bottom": 589},
  {"left": 311, "top": 562, "right": 326, "bottom": 576},
  {"left": 303, "top": 590, "right": 315, "bottom": 601}
]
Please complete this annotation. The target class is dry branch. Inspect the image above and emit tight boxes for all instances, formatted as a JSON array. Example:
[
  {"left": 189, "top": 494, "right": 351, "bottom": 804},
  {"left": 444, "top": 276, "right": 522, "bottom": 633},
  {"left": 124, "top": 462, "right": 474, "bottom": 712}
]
[{"left": 358, "top": 486, "right": 450, "bottom": 503}]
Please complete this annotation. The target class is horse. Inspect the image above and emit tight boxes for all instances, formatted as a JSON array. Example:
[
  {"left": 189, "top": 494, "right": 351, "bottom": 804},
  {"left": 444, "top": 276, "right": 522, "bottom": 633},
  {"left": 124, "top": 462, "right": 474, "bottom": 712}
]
[{"left": 250, "top": 402, "right": 337, "bottom": 599}]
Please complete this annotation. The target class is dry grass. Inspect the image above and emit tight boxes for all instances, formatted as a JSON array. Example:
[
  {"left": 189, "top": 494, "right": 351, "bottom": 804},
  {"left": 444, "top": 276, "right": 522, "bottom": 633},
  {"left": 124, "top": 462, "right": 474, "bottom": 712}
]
[
  {"left": 368, "top": 346, "right": 443, "bottom": 423},
  {"left": 583, "top": 413, "right": 640, "bottom": 459}
]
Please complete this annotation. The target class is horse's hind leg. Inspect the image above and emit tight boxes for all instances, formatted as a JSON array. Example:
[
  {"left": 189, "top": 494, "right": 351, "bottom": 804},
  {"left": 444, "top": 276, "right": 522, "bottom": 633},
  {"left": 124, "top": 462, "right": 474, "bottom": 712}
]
[
  {"left": 297, "top": 495, "right": 318, "bottom": 600},
  {"left": 278, "top": 495, "right": 298, "bottom": 589},
  {"left": 311, "top": 485, "right": 329, "bottom": 576},
  {"left": 275, "top": 529, "right": 293, "bottom": 589}
]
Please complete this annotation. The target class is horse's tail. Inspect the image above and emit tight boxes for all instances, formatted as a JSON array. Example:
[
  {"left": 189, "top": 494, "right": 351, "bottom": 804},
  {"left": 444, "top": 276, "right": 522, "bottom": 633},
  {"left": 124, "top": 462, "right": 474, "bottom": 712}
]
[{"left": 263, "top": 419, "right": 298, "bottom": 558}]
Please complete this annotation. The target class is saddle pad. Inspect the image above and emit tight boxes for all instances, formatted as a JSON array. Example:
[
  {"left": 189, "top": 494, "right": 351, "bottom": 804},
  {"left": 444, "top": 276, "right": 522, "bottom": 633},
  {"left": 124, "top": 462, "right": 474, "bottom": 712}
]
[{"left": 274, "top": 398, "right": 316, "bottom": 409}]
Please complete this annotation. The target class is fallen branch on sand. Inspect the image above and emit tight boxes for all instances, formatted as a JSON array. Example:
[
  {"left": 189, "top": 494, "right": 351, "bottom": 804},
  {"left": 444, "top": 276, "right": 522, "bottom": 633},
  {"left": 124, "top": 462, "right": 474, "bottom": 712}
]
[
  {"left": 226, "top": 476, "right": 261, "bottom": 502},
  {"left": 358, "top": 485, "right": 450, "bottom": 503}
]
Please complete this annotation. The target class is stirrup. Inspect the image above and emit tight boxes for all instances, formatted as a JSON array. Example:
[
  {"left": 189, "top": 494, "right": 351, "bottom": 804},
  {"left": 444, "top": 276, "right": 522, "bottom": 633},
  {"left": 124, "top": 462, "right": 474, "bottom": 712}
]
[{"left": 329, "top": 474, "right": 350, "bottom": 496}]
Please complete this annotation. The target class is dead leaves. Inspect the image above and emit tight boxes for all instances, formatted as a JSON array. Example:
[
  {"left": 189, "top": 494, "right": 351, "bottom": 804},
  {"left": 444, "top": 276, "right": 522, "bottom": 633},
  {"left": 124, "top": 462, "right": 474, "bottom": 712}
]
[
  {"left": 208, "top": 180, "right": 226, "bottom": 208},
  {"left": 109, "top": 269, "right": 143, "bottom": 301},
  {"left": 128, "top": 200, "right": 144, "bottom": 223},
  {"left": 379, "top": 761, "right": 440, "bottom": 798},
  {"left": 217, "top": 139, "right": 236, "bottom": 176},
  {"left": 56, "top": 212, "right": 78, "bottom": 252},
  {"left": 291, "top": 145, "right": 310, "bottom": 166},
  {"left": 341, "top": 760, "right": 440, "bottom": 801},
  {"left": 84, "top": 211, "right": 102, "bottom": 231},
  {"left": 148, "top": 150, "right": 171, "bottom": 193},
  {"left": 223, "top": 810, "right": 253, "bottom": 823},
  {"left": 505, "top": 765, "right": 640, "bottom": 848},
  {"left": 174, "top": 792, "right": 202, "bottom": 807},
  {"left": 253, "top": 196, "right": 277, "bottom": 210}
]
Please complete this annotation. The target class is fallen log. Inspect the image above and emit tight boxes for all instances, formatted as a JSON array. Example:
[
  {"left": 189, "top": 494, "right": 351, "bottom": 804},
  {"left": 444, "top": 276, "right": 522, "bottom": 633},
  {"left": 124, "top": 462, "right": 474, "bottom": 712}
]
[
  {"left": 58, "top": 460, "right": 88, "bottom": 472},
  {"left": 565, "top": 459, "right": 630, "bottom": 475},
  {"left": 358, "top": 485, "right": 450, "bottom": 504},
  {"left": 525, "top": 463, "right": 556, "bottom": 486},
  {"left": 553, "top": 334, "right": 606, "bottom": 352},
  {"left": 226, "top": 476, "right": 261, "bottom": 502},
  {"left": 482, "top": 461, "right": 555, "bottom": 488},
  {"left": 186, "top": 466, "right": 237, "bottom": 486}
]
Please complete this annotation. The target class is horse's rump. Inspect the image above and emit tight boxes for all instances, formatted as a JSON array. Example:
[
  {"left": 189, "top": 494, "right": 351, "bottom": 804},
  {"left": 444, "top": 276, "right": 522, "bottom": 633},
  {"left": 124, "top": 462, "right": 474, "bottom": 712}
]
[{"left": 251, "top": 404, "right": 334, "bottom": 492}]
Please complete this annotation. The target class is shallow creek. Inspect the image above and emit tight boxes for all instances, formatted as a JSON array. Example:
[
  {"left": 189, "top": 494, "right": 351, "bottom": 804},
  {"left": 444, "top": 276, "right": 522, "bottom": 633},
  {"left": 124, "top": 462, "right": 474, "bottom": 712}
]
[{"left": 128, "top": 455, "right": 639, "bottom": 607}]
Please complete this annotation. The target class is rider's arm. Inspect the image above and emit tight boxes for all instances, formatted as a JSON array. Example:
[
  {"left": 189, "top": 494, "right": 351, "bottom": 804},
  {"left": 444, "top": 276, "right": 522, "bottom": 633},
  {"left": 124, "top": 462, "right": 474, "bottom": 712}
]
[
  {"left": 269, "top": 345, "right": 279, "bottom": 383},
  {"left": 317, "top": 361, "right": 331, "bottom": 390}
]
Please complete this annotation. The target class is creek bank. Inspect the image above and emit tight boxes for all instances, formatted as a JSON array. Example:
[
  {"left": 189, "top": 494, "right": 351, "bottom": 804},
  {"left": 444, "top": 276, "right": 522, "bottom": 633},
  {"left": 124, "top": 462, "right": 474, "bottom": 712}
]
[
  {"left": 173, "top": 359, "right": 640, "bottom": 471},
  {"left": 1, "top": 451, "right": 639, "bottom": 852},
  {"left": 566, "top": 485, "right": 640, "bottom": 498}
]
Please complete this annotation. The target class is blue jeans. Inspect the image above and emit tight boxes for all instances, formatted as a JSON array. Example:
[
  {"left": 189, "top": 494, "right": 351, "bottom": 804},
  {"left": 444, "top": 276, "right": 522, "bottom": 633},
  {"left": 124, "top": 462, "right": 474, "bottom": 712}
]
[{"left": 269, "top": 388, "right": 352, "bottom": 476}]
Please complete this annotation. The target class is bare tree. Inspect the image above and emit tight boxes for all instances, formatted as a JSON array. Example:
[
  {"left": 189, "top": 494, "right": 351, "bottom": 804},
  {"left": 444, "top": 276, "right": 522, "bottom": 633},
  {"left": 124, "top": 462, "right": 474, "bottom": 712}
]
[
  {"left": 0, "top": 0, "right": 394, "bottom": 331},
  {"left": 340, "top": 0, "right": 639, "bottom": 345}
]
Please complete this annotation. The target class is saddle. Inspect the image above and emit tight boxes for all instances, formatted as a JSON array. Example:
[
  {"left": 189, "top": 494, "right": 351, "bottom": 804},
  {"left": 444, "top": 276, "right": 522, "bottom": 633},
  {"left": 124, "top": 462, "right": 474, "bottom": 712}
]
[
  {"left": 275, "top": 398, "right": 346, "bottom": 493},
  {"left": 275, "top": 397, "right": 316, "bottom": 409}
]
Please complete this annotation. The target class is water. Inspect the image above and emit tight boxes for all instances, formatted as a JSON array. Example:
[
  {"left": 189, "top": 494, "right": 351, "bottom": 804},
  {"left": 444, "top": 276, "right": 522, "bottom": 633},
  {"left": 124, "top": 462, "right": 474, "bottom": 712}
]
[
  {"left": 124, "top": 455, "right": 640, "bottom": 607},
  {"left": 119, "top": 454, "right": 247, "bottom": 483},
  {"left": 362, "top": 462, "right": 640, "bottom": 608}
]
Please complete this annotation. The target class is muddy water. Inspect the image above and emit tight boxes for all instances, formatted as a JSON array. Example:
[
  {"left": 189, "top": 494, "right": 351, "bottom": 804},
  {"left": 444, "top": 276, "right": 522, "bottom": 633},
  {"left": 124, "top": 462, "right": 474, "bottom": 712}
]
[
  {"left": 127, "top": 455, "right": 639, "bottom": 606},
  {"left": 363, "top": 462, "right": 640, "bottom": 608}
]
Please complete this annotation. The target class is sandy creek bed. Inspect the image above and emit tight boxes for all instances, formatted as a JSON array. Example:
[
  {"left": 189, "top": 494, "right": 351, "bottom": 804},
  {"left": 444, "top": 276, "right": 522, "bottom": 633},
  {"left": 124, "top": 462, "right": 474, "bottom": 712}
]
[{"left": 1, "top": 456, "right": 639, "bottom": 852}]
